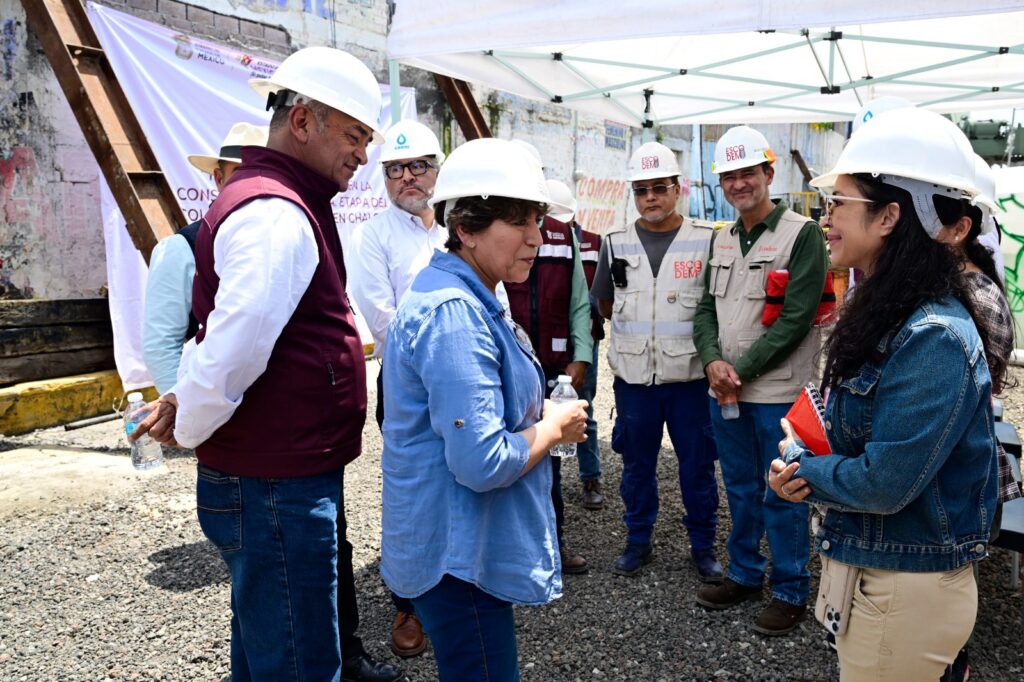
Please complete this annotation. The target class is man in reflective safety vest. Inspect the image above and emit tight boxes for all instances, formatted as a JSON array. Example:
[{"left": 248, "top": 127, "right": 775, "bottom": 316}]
[
  {"left": 591, "top": 142, "right": 722, "bottom": 582},
  {"left": 505, "top": 205, "right": 593, "bottom": 575},
  {"left": 693, "top": 125, "right": 828, "bottom": 637}
]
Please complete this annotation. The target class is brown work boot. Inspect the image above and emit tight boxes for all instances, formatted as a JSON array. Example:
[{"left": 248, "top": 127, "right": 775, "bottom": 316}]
[
  {"left": 752, "top": 598, "right": 807, "bottom": 636},
  {"left": 390, "top": 611, "right": 426, "bottom": 658},
  {"left": 560, "top": 544, "right": 589, "bottom": 574},
  {"left": 695, "top": 577, "right": 762, "bottom": 610},
  {"left": 582, "top": 479, "right": 604, "bottom": 510}
]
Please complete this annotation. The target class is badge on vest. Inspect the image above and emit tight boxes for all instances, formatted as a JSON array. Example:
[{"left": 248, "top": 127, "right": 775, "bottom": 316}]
[
  {"left": 674, "top": 260, "right": 703, "bottom": 279},
  {"left": 546, "top": 230, "right": 566, "bottom": 241}
]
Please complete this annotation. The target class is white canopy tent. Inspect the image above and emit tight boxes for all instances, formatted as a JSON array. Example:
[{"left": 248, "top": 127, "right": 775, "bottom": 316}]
[{"left": 387, "top": 0, "right": 1024, "bottom": 125}]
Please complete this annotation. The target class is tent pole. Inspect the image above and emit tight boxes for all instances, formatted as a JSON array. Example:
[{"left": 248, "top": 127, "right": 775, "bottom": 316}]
[{"left": 388, "top": 60, "right": 401, "bottom": 125}]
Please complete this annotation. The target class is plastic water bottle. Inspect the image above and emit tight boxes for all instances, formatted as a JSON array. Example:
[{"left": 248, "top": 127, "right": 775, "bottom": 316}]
[
  {"left": 720, "top": 397, "right": 740, "bottom": 420},
  {"left": 550, "top": 375, "right": 578, "bottom": 458},
  {"left": 124, "top": 392, "right": 163, "bottom": 470}
]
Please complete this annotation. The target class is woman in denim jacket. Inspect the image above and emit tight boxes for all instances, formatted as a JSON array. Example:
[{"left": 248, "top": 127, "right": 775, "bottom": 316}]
[
  {"left": 769, "top": 109, "right": 1001, "bottom": 681},
  {"left": 380, "top": 138, "right": 588, "bottom": 682}
]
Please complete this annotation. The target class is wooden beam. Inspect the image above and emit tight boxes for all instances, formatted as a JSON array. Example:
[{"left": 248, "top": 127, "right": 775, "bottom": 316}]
[
  {"left": 434, "top": 75, "right": 492, "bottom": 140},
  {"left": 790, "top": 149, "right": 813, "bottom": 185},
  {"left": 0, "top": 348, "right": 115, "bottom": 386},
  {"left": 0, "top": 323, "right": 113, "bottom": 358},
  {"left": 0, "top": 299, "right": 109, "bottom": 327},
  {"left": 20, "top": 0, "right": 183, "bottom": 262}
]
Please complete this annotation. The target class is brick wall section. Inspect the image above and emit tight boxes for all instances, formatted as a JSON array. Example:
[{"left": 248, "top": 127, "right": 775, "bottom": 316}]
[{"left": 95, "top": 0, "right": 293, "bottom": 57}]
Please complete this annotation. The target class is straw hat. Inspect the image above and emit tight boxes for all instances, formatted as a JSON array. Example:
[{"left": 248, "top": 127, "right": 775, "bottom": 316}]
[{"left": 187, "top": 122, "right": 269, "bottom": 175}]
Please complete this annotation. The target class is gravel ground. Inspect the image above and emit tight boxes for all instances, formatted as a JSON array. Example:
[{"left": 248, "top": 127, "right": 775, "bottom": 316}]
[{"left": 1, "top": 362, "right": 1023, "bottom": 681}]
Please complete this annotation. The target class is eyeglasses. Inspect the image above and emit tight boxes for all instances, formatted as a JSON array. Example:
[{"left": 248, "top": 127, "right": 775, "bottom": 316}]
[
  {"left": 383, "top": 160, "right": 436, "bottom": 180},
  {"left": 821, "top": 193, "right": 875, "bottom": 214},
  {"left": 631, "top": 183, "right": 677, "bottom": 197}
]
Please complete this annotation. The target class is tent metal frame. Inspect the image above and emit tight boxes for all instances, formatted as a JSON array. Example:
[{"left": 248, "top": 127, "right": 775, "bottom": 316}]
[{"left": 391, "top": 27, "right": 1023, "bottom": 125}]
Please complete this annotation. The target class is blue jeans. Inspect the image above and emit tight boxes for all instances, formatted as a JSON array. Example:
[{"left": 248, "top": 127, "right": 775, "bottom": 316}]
[
  {"left": 611, "top": 378, "right": 719, "bottom": 550},
  {"left": 709, "top": 399, "right": 810, "bottom": 605},
  {"left": 196, "top": 464, "right": 344, "bottom": 682},
  {"left": 576, "top": 341, "right": 601, "bottom": 481},
  {"left": 411, "top": 575, "right": 519, "bottom": 682}
]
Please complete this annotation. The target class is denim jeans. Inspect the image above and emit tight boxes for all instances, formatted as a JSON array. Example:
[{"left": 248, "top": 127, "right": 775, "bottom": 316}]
[
  {"left": 576, "top": 341, "right": 601, "bottom": 482},
  {"left": 411, "top": 574, "right": 519, "bottom": 681},
  {"left": 708, "top": 399, "right": 810, "bottom": 605},
  {"left": 611, "top": 378, "right": 719, "bottom": 550},
  {"left": 196, "top": 463, "right": 344, "bottom": 681}
]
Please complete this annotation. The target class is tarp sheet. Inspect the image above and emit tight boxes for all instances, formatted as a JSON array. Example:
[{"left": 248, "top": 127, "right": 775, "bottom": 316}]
[{"left": 388, "top": 0, "right": 1024, "bottom": 125}]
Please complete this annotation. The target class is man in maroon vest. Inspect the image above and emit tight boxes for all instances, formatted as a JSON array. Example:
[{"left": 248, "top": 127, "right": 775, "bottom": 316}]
[
  {"left": 505, "top": 174, "right": 594, "bottom": 575},
  {"left": 131, "top": 47, "right": 401, "bottom": 682}
]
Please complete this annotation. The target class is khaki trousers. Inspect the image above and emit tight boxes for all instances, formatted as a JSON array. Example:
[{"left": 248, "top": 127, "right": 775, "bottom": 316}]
[{"left": 837, "top": 563, "right": 976, "bottom": 682}]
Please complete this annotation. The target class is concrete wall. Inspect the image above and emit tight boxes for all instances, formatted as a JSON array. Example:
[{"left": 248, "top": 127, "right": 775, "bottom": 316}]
[
  {"left": 2, "top": 0, "right": 846, "bottom": 301},
  {"left": 1, "top": 3, "right": 107, "bottom": 299}
]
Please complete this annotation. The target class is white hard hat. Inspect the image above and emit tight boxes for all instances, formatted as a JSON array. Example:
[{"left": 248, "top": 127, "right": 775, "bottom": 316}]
[
  {"left": 249, "top": 46, "right": 383, "bottom": 144},
  {"left": 851, "top": 96, "right": 913, "bottom": 135},
  {"left": 972, "top": 156, "right": 999, "bottom": 234},
  {"left": 811, "top": 108, "right": 981, "bottom": 238},
  {"left": 429, "top": 139, "right": 550, "bottom": 222},
  {"left": 546, "top": 180, "right": 577, "bottom": 223},
  {"left": 628, "top": 142, "right": 681, "bottom": 182},
  {"left": 380, "top": 119, "right": 444, "bottom": 164},
  {"left": 511, "top": 139, "right": 545, "bottom": 170},
  {"left": 187, "top": 122, "right": 269, "bottom": 175},
  {"left": 712, "top": 126, "right": 776, "bottom": 175}
]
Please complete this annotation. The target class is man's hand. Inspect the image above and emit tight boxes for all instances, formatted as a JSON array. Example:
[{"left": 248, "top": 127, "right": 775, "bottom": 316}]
[
  {"left": 129, "top": 393, "right": 180, "bottom": 447},
  {"left": 565, "top": 361, "right": 588, "bottom": 392},
  {"left": 705, "top": 360, "right": 742, "bottom": 401}
]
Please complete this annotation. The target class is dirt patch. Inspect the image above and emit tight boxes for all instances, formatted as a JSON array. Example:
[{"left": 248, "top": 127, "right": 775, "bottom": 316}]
[{"left": 0, "top": 446, "right": 165, "bottom": 519}]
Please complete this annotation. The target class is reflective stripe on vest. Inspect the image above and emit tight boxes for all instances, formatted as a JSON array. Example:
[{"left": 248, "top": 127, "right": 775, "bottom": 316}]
[
  {"left": 606, "top": 218, "right": 711, "bottom": 385},
  {"left": 538, "top": 243, "right": 574, "bottom": 259},
  {"left": 611, "top": 320, "right": 695, "bottom": 337}
]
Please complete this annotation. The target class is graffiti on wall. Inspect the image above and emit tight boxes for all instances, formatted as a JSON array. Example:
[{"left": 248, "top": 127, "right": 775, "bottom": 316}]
[
  {"left": 0, "top": 147, "right": 54, "bottom": 298},
  {"left": 575, "top": 176, "right": 628, "bottom": 235},
  {"left": 997, "top": 193, "right": 1024, "bottom": 340},
  {"left": 234, "top": 0, "right": 334, "bottom": 20}
]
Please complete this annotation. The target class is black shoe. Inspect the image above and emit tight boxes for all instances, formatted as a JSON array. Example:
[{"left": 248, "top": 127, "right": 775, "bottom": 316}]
[
  {"left": 341, "top": 653, "right": 403, "bottom": 682},
  {"left": 613, "top": 543, "right": 654, "bottom": 576},
  {"left": 691, "top": 549, "right": 724, "bottom": 584}
]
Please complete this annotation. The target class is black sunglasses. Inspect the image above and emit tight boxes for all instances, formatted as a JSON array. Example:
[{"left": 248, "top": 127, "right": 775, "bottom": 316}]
[
  {"left": 383, "top": 160, "right": 436, "bottom": 180},
  {"left": 631, "top": 183, "right": 677, "bottom": 197}
]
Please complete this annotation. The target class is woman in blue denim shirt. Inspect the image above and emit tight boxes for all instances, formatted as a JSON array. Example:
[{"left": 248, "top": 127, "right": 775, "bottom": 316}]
[
  {"left": 769, "top": 109, "right": 1001, "bottom": 681},
  {"left": 380, "top": 138, "right": 589, "bottom": 682}
]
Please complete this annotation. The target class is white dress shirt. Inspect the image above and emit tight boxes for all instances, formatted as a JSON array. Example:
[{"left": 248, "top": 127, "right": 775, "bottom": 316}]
[
  {"left": 171, "top": 198, "right": 319, "bottom": 448},
  {"left": 143, "top": 234, "right": 195, "bottom": 394},
  {"left": 347, "top": 205, "right": 447, "bottom": 357}
]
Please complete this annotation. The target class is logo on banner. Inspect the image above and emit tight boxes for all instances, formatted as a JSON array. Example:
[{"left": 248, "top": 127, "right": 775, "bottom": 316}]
[{"left": 173, "top": 34, "right": 193, "bottom": 60}]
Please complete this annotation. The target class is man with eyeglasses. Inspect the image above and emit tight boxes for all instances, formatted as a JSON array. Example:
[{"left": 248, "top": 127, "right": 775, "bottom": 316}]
[
  {"left": 591, "top": 141, "right": 722, "bottom": 582},
  {"left": 692, "top": 125, "right": 828, "bottom": 637},
  {"left": 346, "top": 118, "right": 448, "bottom": 660}
]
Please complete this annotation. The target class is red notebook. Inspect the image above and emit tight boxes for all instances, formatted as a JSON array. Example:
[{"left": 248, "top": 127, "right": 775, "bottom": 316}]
[{"left": 785, "top": 383, "right": 831, "bottom": 456}]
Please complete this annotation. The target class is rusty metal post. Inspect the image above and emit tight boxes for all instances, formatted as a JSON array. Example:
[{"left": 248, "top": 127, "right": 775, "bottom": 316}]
[{"left": 434, "top": 74, "right": 492, "bottom": 141}]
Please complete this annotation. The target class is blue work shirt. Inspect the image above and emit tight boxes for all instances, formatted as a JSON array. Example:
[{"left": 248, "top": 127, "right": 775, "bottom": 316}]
[
  {"left": 142, "top": 234, "right": 195, "bottom": 394},
  {"left": 381, "top": 250, "right": 562, "bottom": 606},
  {"left": 790, "top": 297, "right": 997, "bottom": 572}
]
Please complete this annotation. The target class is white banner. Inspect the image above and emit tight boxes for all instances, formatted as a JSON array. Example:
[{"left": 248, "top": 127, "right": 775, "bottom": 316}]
[{"left": 87, "top": 3, "right": 416, "bottom": 388}]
